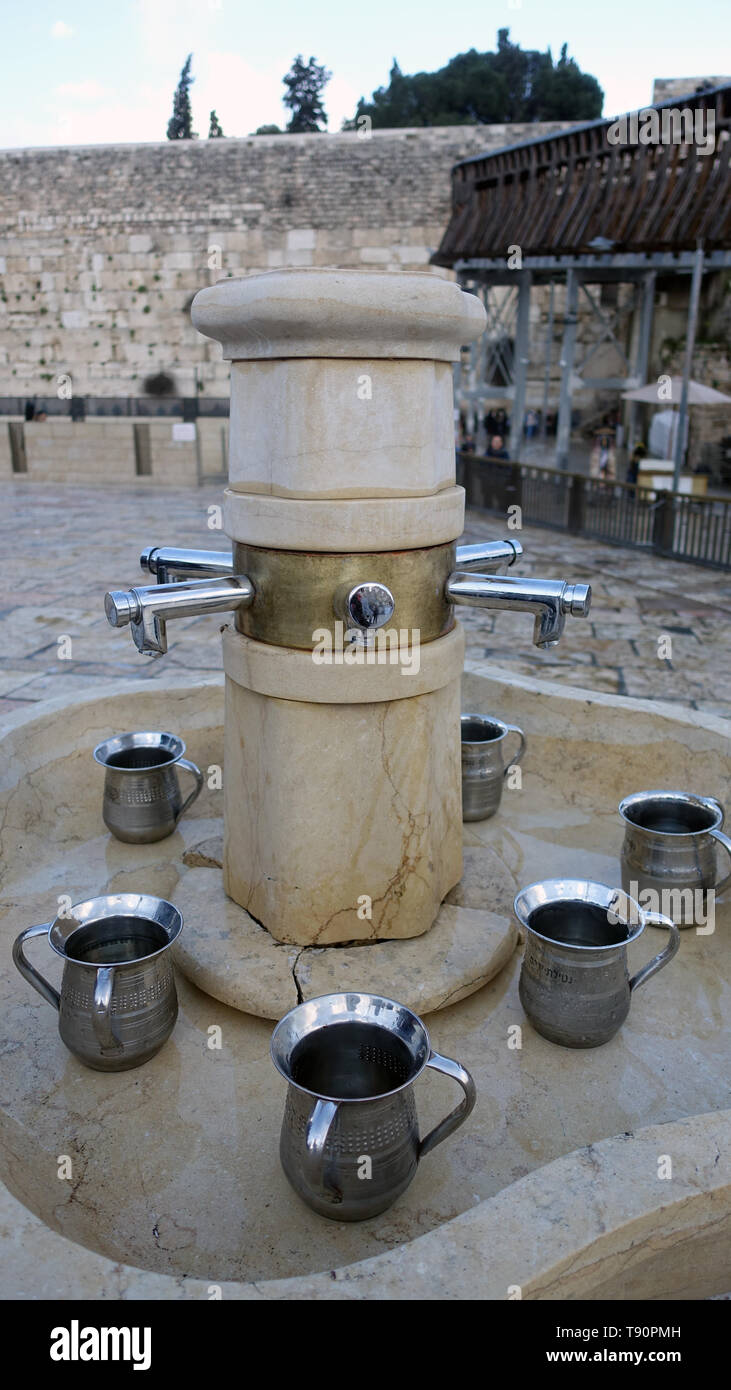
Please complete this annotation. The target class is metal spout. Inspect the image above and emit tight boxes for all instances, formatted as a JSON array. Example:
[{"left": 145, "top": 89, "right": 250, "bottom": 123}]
[
  {"left": 140, "top": 546, "right": 234, "bottom": 582},
  {"left": 139, "top": 539, "right": 524, "bottom": 584},
  {"left": 141, "top": 540, "right": 524, "bottom": 584},
  {"left": 105, "top": 575, "right": 254, "bottom": 656},
  {"left": 453, "top": 539, "right": 523, "bottom": 572},
  {"left": 445, "top": 573, "right": 591, "bottom": 648}
]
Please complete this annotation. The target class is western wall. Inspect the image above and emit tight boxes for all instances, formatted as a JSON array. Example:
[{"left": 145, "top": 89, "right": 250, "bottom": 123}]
[{"left": 0, "top": 123, "right": 572, "bottom": 401}]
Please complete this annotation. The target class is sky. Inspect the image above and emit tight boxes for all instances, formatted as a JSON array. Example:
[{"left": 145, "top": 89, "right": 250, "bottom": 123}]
[{"left": 1, "top": 0, "right": 729, "bottom": 148}]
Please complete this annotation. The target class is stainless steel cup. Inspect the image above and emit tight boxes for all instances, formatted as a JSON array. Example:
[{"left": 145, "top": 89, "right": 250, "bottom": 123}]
[
  {"left": 270, "top": 991, "right": 476, "bottom": 1221},
  {"left": 461, "top": 713, "right": 526, "bottom": 821},
  {"left": 619, "top": 790, "right": 731, "bottom": 926},
  {"left": 514, "top": 879, "right": 679, "bottom": 1049},
  {"left": 12, "top": 893, "right": 183, "bottom": 1071},
  {"left": 93, "top": 731, "right": 203, "bottom": 843}
]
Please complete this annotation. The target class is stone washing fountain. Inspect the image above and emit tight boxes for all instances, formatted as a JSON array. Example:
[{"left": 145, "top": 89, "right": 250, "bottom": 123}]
[
  {"left": 0, "top": 269, "right": 728, "bottom": 1300},
  {"left": 102, "top": 269, "right": 591, "bottom": 1014}
]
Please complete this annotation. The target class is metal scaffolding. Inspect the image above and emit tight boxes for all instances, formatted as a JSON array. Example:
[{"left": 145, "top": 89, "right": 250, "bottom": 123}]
[
  {"left": 454, "top": 250, "right": 731, "bottom": 470},
  {"left": 435, "top": 83, "right": 731, "bottom": 474}
]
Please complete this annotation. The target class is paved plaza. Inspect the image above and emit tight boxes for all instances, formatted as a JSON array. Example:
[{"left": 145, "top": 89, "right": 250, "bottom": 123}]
[{"left": 0, "top": 480, "right": 729, "bottom": 722}]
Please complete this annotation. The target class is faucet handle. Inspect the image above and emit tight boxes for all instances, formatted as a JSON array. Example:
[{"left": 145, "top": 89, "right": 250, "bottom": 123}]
[
  {"left": 104, "top": 588, "right": 167, "bottom": 656},
  {"left": 333, "top": 582, "right": 395, "bottom": 634},
  {"left": 562, "top": 583, "right": 591, "bottom": 617},
  {"left": 105, "top": 590, "right": 137, "bottom": 628}
]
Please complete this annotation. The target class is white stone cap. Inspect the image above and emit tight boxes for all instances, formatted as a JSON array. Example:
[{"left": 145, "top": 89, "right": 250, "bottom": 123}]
[{"left": 191, "top": 268, "right": 486, "bottom": 361}]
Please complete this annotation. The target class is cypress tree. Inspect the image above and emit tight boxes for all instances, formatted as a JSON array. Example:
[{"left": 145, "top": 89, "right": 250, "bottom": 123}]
[{"left": 167, "top": 55, "right": 194, "bottom": 140}]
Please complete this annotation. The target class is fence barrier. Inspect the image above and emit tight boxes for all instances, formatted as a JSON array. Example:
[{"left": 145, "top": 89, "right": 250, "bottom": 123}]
[{"left": 457, "top": 453, "right": 731, "bottom": 570}]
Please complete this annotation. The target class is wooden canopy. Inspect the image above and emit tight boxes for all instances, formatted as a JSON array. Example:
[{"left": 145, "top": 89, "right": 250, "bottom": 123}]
[{"left": 432, "top": 84, "right": 731, "bottom": 266}]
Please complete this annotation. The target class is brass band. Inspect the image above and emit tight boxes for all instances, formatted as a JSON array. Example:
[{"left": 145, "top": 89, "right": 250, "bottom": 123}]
[{"left": 233, "top": 541, "right": 455, "bottom": 649}]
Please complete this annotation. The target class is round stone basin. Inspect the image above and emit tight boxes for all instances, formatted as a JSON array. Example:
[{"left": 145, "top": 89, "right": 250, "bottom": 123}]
[{"left": 0, "top": 669, "right": 729, "bottom": 1296}]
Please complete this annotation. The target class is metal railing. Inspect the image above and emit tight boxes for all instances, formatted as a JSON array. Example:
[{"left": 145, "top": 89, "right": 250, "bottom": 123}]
[
  {"left": 457, "top": 453, "right": 731, "bottom": 570},
  {"left": 0, "top": 396, "right": 230, "bottom": 419}
]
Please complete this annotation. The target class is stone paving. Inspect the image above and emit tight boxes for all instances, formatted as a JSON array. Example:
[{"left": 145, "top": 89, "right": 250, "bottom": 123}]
[{"left": 0, "top": 480, "right": 730, "bottom": 722}]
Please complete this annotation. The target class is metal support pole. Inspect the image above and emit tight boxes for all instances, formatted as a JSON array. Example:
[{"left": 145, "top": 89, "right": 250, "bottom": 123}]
[
  {"left": 628, "top": 271, "right": 656, "bottom": 452},
  {"left": 541, "top": 280, "right": 556, "bottom": 440},
  {"left": 556, "top": 271, "right": 578, "bottom": 470},
  {"left": 673, "top": 247, "right": 704, "bottom": 489},
  {"left": 508, "top": 271, "right": 532, "bottom": 460}
]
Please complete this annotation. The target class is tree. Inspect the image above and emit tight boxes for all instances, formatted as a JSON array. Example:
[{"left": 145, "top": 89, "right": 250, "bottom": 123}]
[
  {"left": 529, "top": 44, "right": 604, "bottom": 122},
  {"left": 350, "top": 31, "right": 602, "bottom": 129},
  {"left": 253, "top": 124, "right": 282, "bottom": 135},
  {"left": 167, "top": 55, "right": 194, "bottom": 140},
  {"left": 283, "top": 55, "right": 331, "bottom": 133},
  {"left": 208, "top": 109, "right": 224, "bottom": 138}
]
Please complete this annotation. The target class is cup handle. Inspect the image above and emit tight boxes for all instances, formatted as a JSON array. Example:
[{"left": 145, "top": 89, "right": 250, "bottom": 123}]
[
  {"left": 502, "top": 725, "right": 526, "bottom": 779},
  {"left": 629, "top": 912, "right": 680, "bottom": 993},
  {"left": 12, "top": 923, "right": 60, "bottom": 1011},
  {"left": 709, "top": 827, "right": 731, "bottom": 896},
  {"left": 303, "top": 1098, "right": 342, "bottom": 1205},
  {"left": 92, "top": 966, "right": 123, "bottom": 1054},
  {"left": 703, "top": 795, "right": 725, "bottom": 825},
  {"left": 418, "top": 1051, "right": 476, "bottom": 1160},
  {"left": 175, "top": 758, "right": 204, "bottom": 822}
]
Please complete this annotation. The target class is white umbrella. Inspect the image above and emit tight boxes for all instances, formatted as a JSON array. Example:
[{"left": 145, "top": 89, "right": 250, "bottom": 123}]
[{"left": 621, "top": 378, "right": 731, "bottom": 405}]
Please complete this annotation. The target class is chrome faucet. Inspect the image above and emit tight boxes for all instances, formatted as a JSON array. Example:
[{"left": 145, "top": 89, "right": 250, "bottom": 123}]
[
  {"left": 105, "top": 576, "right": 255, "bottom": 656},
  {"left": 452, "top": 539, "right": 523, "bottom": 572},
  {"left": 140, "top": 546, "right": 234, "bottom": 583},
  {"left": 134, "top": 539, "right": 524, "bottom": 584},
  {"left": 445, "top": 573, "right": 591, "bottom": 648},
  {"left": 105, "top": 536, "right": 589, "bottom": 656}
]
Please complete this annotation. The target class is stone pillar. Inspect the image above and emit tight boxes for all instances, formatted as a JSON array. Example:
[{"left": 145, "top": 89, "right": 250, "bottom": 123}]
[{"left": 192, "top": 270, "right": 486, "bottom": 945}]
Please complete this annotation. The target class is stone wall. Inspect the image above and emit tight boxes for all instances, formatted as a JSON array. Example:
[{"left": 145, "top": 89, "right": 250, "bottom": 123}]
[
  {"left": 652, "top": 76, "right": 730, "bottom": 103},
  {"left": 0, "top": 124, "right": 572, "bottom": 400}
]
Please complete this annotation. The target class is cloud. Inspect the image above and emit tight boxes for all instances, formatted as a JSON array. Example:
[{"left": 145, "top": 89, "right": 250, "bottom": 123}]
[
  {"left": 192, "top": 52, "right": 361, "bottom": 136},
  {"left": 326, "top": 73, "right": 361, "bottom": 130},
  {"left": 50, "top": 20, "right": 73, "bottom": 39},
  {"left": 55, "top": 80, "right": 109, "bottom": 103},
  {"left": 135, "top": 0, "right": 222, "bottom": 64},
  {"left": 47, "top": 86, "right": 170, "bottom": 145},
  {"left": 195, "top": 51, "right": 287, "bottom": 136}
]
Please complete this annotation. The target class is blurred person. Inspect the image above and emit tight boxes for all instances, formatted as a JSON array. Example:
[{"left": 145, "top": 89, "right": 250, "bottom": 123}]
[
  {"left": 626, "top": 441, "right": 647, "bottom": 486},
  {"left": 487, "top": 434, "right": 509, "bottom": 460}
]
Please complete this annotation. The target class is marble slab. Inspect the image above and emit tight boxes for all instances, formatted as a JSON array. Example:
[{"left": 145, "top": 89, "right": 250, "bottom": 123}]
[{"left": 172, "top": 851, "right": 518, "bottom": 1018}]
